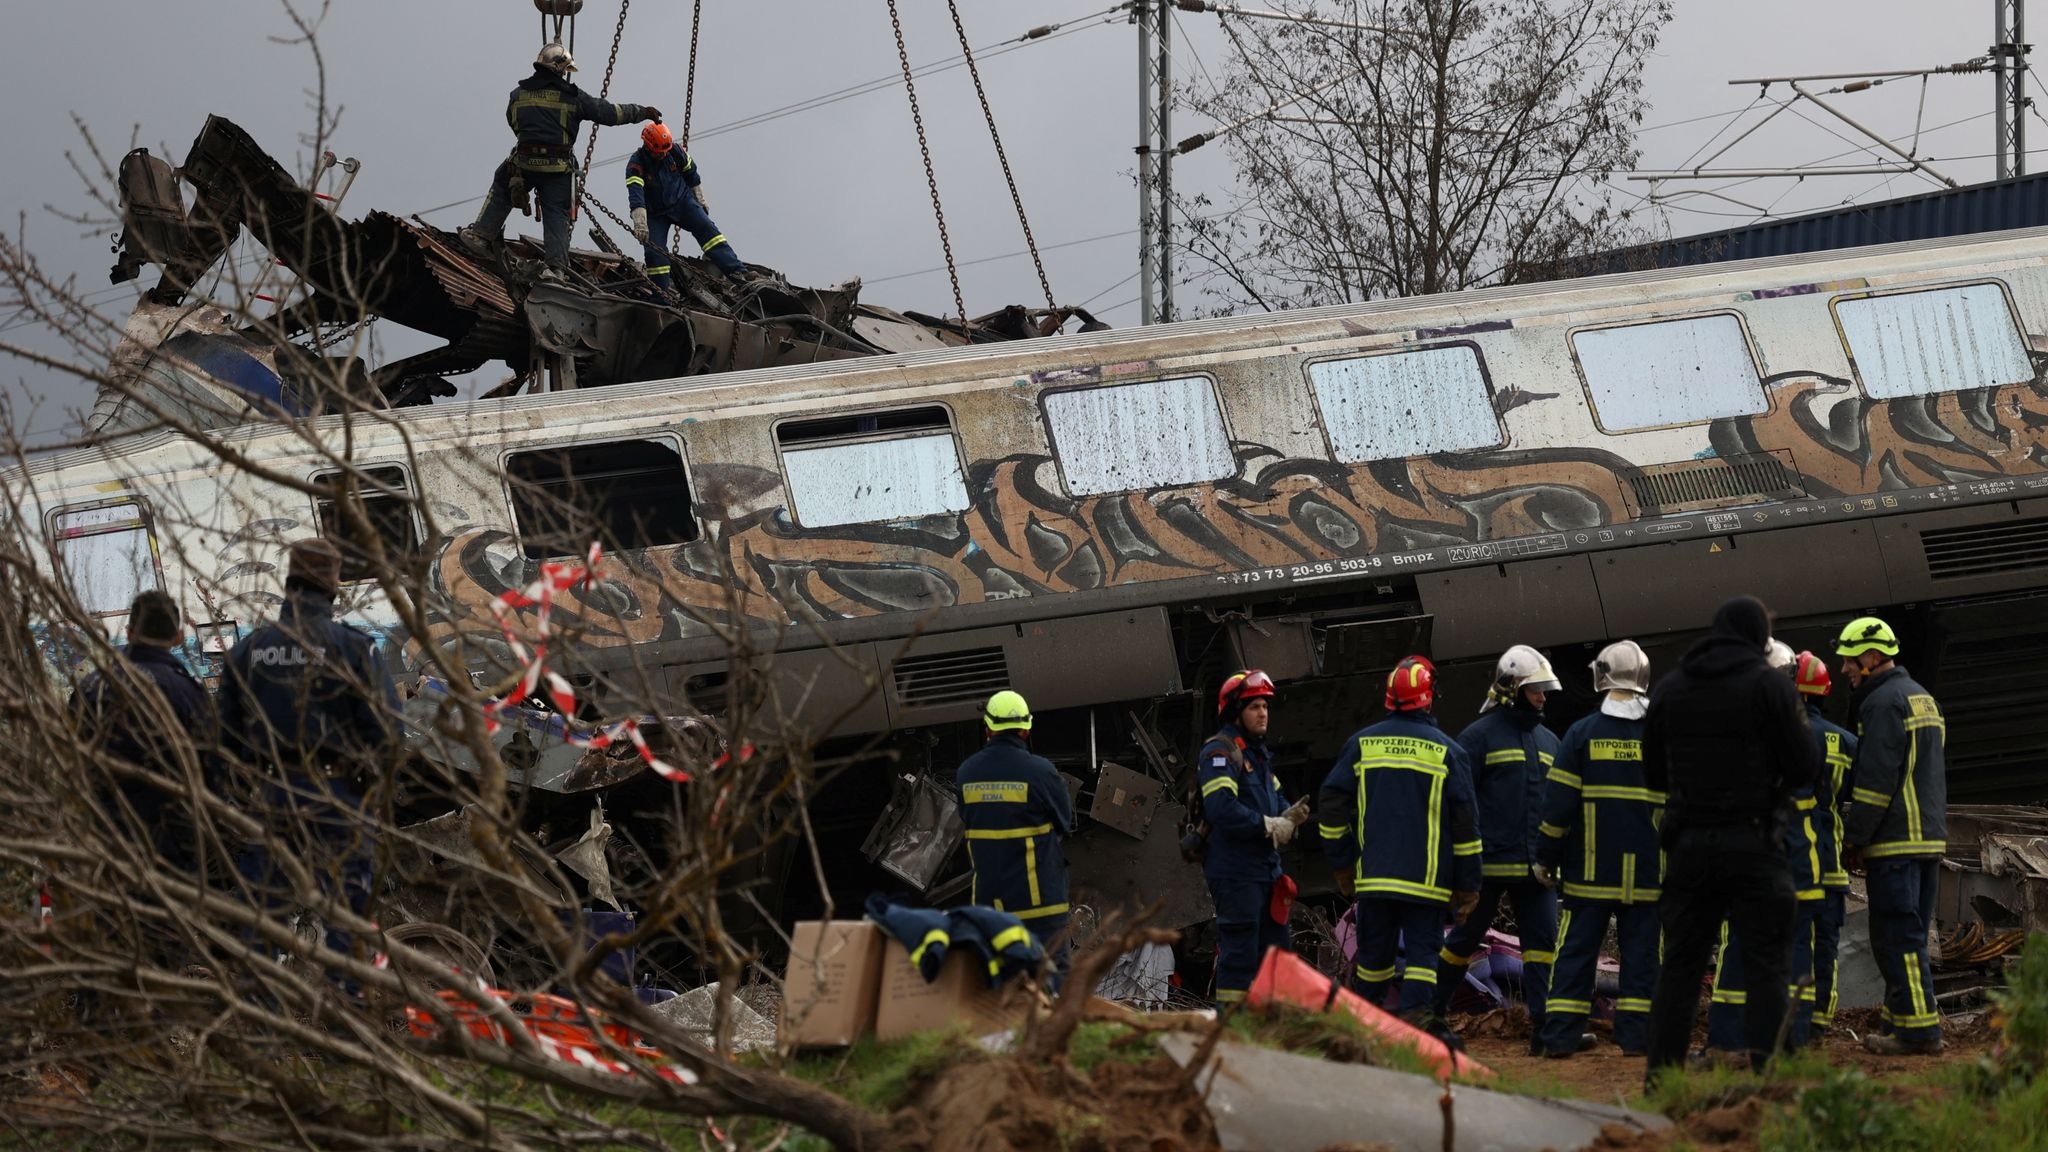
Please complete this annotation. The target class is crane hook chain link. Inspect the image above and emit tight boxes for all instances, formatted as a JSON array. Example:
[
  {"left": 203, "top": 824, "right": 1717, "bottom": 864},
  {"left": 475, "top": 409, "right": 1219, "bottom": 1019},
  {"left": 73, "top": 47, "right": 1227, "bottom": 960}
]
[
  {"left": 945, "top": 0, "right": 1056, "bottom": 312},
  {"left": 886, "top": 0, "right": 966, "bottom": 324}
]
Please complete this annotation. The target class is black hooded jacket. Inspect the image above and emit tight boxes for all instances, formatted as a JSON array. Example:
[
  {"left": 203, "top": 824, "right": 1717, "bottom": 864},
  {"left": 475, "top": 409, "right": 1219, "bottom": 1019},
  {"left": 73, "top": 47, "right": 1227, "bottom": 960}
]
[{"left": 1643, "top": 597, "right": 1819, "bottom": 832}]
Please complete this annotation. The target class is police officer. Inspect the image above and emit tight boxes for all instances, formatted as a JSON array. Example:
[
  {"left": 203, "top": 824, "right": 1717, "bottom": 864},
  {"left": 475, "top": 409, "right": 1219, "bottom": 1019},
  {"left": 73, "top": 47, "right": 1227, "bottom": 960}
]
[
  {"left": 627, "top": 123, "right": 747, "bottom": 288},
  {"left": 1320, "top": 656, "right": 1481, "bottom": 1026},
  {"left": 1794, "top": 651, "right": 1858, "bottom": 1034},
  {"left": 1199, "top": 669, "right": 1304, "bottom": 1005},
  {"left": 1704, "top": 640, "right": 1835, "bottom": 1056},
  {"left": 1836, "top": 616, "right": 1947, "bottom": 1056},
  {"left": 460, "top": 42, "right": 662, "bottom": 278},
  {"left": 1640, "top": 597, "right": 1817, "bottom": 1079},
  {"left": 954, "top": 690, "right": 1073, "bottom": 957},
  {"left": 221, "top": 538, "right": 399, "bottom": 962},
  {"left": 1537, "top": 640, "right": 1662, "bottom": 1059},
  {"left": 1433, "top": 645, "right": 1565, "bottom": 1054}
]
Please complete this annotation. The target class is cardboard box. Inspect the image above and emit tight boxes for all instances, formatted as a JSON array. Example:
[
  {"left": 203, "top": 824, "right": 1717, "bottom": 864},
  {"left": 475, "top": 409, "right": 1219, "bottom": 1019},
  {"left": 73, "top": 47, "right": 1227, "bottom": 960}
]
[
  {"left": 779, "top": 920, "right": 885, "bottom": 1048},
  {"left": 874, "top": 939, "right": 1029, "bottom": 1041}
]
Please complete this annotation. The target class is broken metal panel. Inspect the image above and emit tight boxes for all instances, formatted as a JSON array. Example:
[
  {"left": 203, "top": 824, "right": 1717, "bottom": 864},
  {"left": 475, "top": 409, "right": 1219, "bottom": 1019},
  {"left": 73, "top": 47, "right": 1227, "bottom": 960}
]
[
  {"left": 1066, "top": 801, "right": 1213, "bottom": 932},
  {"left": 1088, "top": 761, "right": 1164, "bottom": 840}
]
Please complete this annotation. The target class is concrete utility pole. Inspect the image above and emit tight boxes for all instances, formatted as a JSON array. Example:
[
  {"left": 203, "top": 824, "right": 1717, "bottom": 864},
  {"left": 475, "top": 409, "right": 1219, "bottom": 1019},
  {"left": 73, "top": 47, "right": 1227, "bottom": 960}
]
[{"left": 1995, "top": 0, "right": 2031, "bottom": 178}]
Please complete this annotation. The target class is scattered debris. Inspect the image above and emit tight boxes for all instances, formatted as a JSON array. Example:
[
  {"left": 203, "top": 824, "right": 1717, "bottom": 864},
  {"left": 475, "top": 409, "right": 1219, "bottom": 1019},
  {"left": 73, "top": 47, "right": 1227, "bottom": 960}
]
[{"left": 651, "top": 985, "right": 776, "bottom": 1055}]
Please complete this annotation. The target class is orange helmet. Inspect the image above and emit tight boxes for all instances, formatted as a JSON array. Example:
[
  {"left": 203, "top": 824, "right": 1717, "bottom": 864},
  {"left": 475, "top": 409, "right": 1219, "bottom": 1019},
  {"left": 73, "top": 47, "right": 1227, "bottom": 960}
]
[
  {"left": 1384, "top": 655, "right": 1436, "bottom": 712},
  {"left": 1217, "top": 669, "right": 1276, "bottom": 717},
  {"left": 1793, "top": 651, "right": 1831, "bottom": 697},
  {"left": 641, "top": 122, "right": 675, "bottom": 155}
]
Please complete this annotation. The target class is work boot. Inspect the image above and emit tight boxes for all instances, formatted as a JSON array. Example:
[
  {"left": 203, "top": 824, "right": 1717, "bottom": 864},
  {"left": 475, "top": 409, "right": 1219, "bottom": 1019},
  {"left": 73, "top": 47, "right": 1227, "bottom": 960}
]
[
  {"left": 455, "top": 226, "right": 500, "bottom": 260},
  {"left": 535, "top": 266, "right": 566, "bottom": 285},
  {"left": 1541, "top": 1033, "right": 1598, "bottom": 1059},
  {"left": 1863, "top": 1032, "right": 1944, "bottom": 1056}
]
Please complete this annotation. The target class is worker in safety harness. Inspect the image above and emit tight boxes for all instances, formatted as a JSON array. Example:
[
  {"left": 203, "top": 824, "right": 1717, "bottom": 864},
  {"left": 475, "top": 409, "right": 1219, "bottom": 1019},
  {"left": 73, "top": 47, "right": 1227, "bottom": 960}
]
[
  {"left": 1536, "top": 640, "right": 1662, "bottom": 1059},
  {"left": 1836, "top": 616, "right": 1947, "bottom": 1056},
  {"left": 1197, "top": 670, "right": 1307, "bottom": 1005},
  {"left": 954, "top": 691, "right": 1073, "bottom": 960},
  {"left": 1433, "top": 645, "right": 1566, "bottom": 1054},
  {"left": 1795, "top": 650, "right": 1858, "bottom": 1035},
  {"left": 1703, "top": 640, "right": 1836, "bottom": 1057},
  {"left": 460, "top": 41, "right": 661, "bottom": 279},
  {"left": 626, "top": 123, "right": 748, "bottom": 288},
  {"left": 1319, "top": 656, "right": 1481, "bottom": 1029}
]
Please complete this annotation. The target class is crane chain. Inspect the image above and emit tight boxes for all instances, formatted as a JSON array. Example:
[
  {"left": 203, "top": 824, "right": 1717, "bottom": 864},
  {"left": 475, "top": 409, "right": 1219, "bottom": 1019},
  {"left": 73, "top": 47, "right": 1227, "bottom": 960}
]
[
  {"left": 945, "top": 0, "right": 1056, "bottom": 312},
  {"left": 885, "top": 0, "right": 966, "bottom": 323},
  {"left": 682, "top": 0, "right": 703, "bottom": 147},
  {"left": 580, "top": 0, "right": 632, "bottom": 177}
]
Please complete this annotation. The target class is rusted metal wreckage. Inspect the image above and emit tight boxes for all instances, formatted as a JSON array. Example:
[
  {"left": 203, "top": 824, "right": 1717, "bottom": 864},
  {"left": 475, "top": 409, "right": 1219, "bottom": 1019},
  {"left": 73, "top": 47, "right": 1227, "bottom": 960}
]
[{"left": 99, "top": 115, "right": 1102, "bottom": 431}]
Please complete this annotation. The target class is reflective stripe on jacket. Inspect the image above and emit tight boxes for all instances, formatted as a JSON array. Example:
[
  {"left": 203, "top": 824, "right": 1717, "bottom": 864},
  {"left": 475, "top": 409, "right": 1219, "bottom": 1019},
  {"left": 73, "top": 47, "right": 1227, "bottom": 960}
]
[
  {"left": 954, "top": 733, "right": 1073, "bottom": 920},
  {"left": 1811, "top": 707, "right": 1858, "bottom": 889},
  {"left": 1198, "top": 724, "right": 1285, "bottom": 882},
  {"left": 505, "top": 67, "right": 639, "bottom": 173},
  {"left": 1318, "top": 712, "right": 1481, "bottom": 905},
  {"left": 624, "top": 147, "right": 702, "bottom": 214},
  {"left": 1843, "top": 666, "right": 1946, "bottom": 860},
  {"left": 1455, "top": 706, "right": 1562, "bottom": 881},
  {"left": 1537, "top": 711, "right": 1662, "bottom": 903}
]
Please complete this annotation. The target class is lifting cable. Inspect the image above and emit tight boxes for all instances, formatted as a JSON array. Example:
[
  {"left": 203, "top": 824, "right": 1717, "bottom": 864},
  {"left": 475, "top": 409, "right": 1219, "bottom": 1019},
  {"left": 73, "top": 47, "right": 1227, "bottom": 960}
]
[
  {"left": 945, "top": 0, "right": 1057, "bottom": 311},
  {"left": 572, "top": 0, "right": 643, "bottom": 248},
  {"left": 886, "top": 0, "right": 967, "bottom": 322},
  {"left": 682, "top": 0, "right": 704, "bottom": 147}
]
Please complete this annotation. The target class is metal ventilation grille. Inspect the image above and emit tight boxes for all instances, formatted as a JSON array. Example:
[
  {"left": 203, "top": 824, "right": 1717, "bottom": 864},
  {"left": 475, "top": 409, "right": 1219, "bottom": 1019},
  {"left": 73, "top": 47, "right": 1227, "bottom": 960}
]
[
  {"left": 892, "top": 646, "right": 1010, "bottom": 707},
  {"left": 1921, "top": 517, "right": 2048, "bottom": 580},
  {"left": 1624, "top": 450, "right": 1806, "bottom": 516}
]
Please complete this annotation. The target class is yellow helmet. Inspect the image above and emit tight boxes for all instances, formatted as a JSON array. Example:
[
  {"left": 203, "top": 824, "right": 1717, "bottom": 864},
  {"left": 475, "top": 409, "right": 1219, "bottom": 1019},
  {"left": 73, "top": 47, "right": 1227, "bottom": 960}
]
[
  {"left": 1835, "top": 616, "right": 1899, "bottom": 658},
  {"left": 983, "top": 689, "right": 1032, "bottom": 733}
]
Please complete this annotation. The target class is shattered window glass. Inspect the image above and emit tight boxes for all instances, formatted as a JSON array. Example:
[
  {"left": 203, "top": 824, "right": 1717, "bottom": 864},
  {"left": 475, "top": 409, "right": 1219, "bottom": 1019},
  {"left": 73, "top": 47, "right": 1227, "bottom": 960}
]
[
  {"left": 507, "top": 439, "right": 701, "bottom": 560},
  {"left": 1309, "top": 345, "right": 1503, "bottom": 462},
  {"left": 1572, "top": 314, "right": 1767, "bottom": 432},
  {"left": 1834, "top": 283, "right": 2033, "bottom": 399},
  {"left": 53, "top": 503, "right": 158, "bottom": 616},
  {"left": 780, "top": 432, "right": 972, "bottom": 528},
  {"left": 316, "top": 465, "right": 424, "bottom": 583},
  {"left": 1042, "top": 376, "right": 1235, "bottom": 496}
]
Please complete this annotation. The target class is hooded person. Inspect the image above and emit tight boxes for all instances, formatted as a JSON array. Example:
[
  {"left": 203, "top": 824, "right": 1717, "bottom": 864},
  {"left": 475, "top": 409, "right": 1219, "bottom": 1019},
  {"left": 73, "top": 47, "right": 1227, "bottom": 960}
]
[{"left": 1639, "top": 596, "right": 1820, "bottom": 1082}]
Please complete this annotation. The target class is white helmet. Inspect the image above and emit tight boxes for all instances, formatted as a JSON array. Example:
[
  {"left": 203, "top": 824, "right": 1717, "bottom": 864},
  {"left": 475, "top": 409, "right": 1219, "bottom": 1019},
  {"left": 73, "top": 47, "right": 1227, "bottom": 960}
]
[
  {"left": 1483, "top": 644, "right": 1562, "bottom": 711},
  {"left": 536, "top": 41, "right": 578, "bottom": 74},
  {"left": 1765, "top": 638, "right": 1796, "bottom": 672},
  {"left": 1590, "top": 640, "right": 1650, "bottom": 695}
]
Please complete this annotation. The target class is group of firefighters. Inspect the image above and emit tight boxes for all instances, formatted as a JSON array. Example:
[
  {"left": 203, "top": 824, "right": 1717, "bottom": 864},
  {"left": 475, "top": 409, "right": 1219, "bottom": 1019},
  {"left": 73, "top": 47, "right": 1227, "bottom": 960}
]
[
  {"left": 457, "top": 41, "right": 751, "bottom": 290},
  {"left": 955, "top": 595, "right": 1950, "bottom": 1082}
]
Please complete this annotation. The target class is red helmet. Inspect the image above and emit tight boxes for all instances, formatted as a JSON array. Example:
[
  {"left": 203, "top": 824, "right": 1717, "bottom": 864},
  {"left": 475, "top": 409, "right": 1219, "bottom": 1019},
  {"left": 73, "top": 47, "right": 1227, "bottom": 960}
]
[
  {"left": 641, "top": 122, "right": 675, "bottom": 155},
  {"left": 1793, "top": 651, "right": 1831, "bottom": 697},
  {"left": 1217, "top": 669, "right": 1276, "bottom": 717},
  {"left": 1384, "top": 655, "right": 1436, "bottom": 712}
]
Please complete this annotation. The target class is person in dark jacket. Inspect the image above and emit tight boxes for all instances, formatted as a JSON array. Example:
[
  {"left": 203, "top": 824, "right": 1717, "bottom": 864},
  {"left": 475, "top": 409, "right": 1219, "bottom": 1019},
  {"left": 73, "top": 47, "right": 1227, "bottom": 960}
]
[
  {"left": 68, "top": 589, "right": 217, "bottom": 874},
  {"left": 1537, "top": 639, "right": 1662, "bottom": 1058},
  {"left": 1199, "top": 669, "right": 1304, "bottom": 1005},
  {"left": 1836, "top": 615, "right": 1947, "bottom": 1056},
  {"left": 626, "top": 122, "right": 746, "bottom": 287},
  {"left": 222, "top": 538, "right": 400, "bottom": 963},
  {"left": 954, "top": 690, "right": 1074, "bottom": 957},
  {"left": 1433, "top": 644, "right": 1565, "bottom": 1053},
  {"left": 460, "top": 41, "right": 662, "bottom": 276},
  {"left": 1320, "top": 656, "right": 1481, "bottom": 1024},
  {"left": 1792, "top": 651, "right": 1858, "bottom": 1033},
  {"left": 1641, "top": 597, "right": 1818, "bottom": 1080}
]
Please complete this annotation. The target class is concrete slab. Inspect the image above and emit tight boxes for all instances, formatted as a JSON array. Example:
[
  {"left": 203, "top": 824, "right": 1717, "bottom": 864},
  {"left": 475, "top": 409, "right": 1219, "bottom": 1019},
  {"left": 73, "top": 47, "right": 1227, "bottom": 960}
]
[{"left": 1158, "top": 1034, "right": 1670, "bottom": 1152}]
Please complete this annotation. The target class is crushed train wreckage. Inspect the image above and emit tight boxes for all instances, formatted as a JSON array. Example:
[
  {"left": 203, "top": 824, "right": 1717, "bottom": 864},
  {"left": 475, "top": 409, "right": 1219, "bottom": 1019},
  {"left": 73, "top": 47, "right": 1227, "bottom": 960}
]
[{"left": 98, "top": 114, "right": 1106, "bottom": 433}]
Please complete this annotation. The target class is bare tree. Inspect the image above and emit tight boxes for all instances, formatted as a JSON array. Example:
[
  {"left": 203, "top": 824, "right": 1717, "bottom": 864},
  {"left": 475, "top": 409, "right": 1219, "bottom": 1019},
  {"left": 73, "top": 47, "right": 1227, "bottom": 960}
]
[{"left": 1177, "top": 0, "right": 1672, "bottom": 312}]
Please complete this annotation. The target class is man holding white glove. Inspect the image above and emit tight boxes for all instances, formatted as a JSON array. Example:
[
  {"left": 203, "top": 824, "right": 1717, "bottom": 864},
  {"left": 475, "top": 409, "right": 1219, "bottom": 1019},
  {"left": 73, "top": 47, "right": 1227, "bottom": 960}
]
[{"left": 1195, "top": 670, "right": 1298, "bottom": 1005}]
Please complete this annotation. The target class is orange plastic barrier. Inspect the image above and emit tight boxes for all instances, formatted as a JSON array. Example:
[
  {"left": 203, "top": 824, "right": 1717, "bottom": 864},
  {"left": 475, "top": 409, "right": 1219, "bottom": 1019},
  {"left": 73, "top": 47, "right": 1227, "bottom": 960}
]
[
  {"left": 406, "top": 987, "right": 698, "bottom": 1085},
  {"left": 1245, "top": 948, "right": 1493, "bottom": 1081}
]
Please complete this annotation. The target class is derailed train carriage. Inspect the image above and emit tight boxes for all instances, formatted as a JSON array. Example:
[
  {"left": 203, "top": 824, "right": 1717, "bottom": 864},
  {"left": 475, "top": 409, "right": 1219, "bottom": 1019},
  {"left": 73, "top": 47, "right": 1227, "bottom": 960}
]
[{"left": 18, "top": 223, "right": 2048, "bottom": 936}]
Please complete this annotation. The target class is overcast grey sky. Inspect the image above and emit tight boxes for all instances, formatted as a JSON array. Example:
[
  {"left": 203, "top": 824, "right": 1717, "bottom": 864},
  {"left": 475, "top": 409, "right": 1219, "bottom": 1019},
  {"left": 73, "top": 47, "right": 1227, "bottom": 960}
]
[{"left": 0, "top": 0, "right": 2024, "bottom": 439}]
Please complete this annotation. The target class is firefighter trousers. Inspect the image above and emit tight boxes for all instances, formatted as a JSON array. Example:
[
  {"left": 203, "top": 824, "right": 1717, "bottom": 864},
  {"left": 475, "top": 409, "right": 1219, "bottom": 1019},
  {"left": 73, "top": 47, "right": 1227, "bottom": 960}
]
[
  {"left": 1811, "top": 890, "right": 1847, "bottom": 1030},
  {"left": 1433, "top": 879, "right": 1556, "bottom": 1028},
  {"left": 1866, "top": 857, "right": 1942, "bottom": 1044},
  {"left": 1542, "top": 897, "right": 1659, "bottom": 1054},
  {"left": 1708, "top": 899, "right": 1821, "bottom": 1052},
  {"left": 645, "top": 198, "right": 745, "bottom": 285},
  {"left": 1210, "top": 878, "right": 1290, "bottom": 1005},
  {"left": 1350, "top": 897, "right": 1448, "bottom": 1018},
  {"left": 477, "top": 162, "right": 575, "bottom": 270}
]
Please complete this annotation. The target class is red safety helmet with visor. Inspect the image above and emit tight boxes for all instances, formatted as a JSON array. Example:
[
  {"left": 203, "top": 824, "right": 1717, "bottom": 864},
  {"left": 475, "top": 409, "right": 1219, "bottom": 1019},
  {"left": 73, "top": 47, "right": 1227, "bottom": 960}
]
[
  {"left": 1793, "top": 650, "right": 1832, "bottom": 697},
  {"left": 641, "top": 122, "right": 675, "bottom": 155},
  {"left": 1384, "top": 654, "right": 1437, "bottom": 712},
  {"left": 1217, "top": 669, "right": 1276, "bottom": 717}
]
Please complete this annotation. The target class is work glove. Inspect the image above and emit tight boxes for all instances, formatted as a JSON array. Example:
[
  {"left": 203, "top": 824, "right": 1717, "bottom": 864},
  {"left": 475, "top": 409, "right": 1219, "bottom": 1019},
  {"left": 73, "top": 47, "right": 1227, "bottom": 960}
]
[
  {"left": 693, "top": 184, "right": 712, "bottom": 214},
  {"left": 1451, "top": 890, "right": 1481, "bottom": 924},
  {"left": 630, "top": 207, "right": 648, "bottom": 244},
  {"left": 1262, "top": 814, "right": 1296, "bottom": 846},
  {"left": 1531, "top": 862, "right": 1556, "bottom": 889},
  {"left": 639, "top": 105, "right": 663, "bottom": 123}
]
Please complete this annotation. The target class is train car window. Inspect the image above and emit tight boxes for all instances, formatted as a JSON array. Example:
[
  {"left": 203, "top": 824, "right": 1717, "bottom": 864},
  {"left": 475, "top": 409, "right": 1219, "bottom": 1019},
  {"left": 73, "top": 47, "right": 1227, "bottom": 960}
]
[
  {"left": 314, "top": 465, "right": 423, "bottom": 583},
  {"left": 506, "top": 439, "right": 700, "bottom": 560},
  {"left": 1571, "top": 314, "right": 1766, "bottom": 432},
  {"left": 1309, "top": 344, "right": 1502, "bottom": 462},
  {"left": 1042, "top": 376, "right": 1234, "bottom": 496},
  {"left": 1833, "top": 283, "right": 2033, "bottom": 399},
  {"left": 779, "top": 412, "right": 972, "bottom": 528},
  {"left": 52, "top": 502, "right": 159, "bottom": 616}
]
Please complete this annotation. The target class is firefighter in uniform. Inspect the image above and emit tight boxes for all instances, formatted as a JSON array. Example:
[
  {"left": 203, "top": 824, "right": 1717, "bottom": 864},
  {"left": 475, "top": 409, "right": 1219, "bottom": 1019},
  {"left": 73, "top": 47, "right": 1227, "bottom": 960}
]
[
  {"left": 1320, "top": 656, "right": 1482, "bottom": 1025},
  {"left": 1705, "top": 640, "right": 1835, "bottom": 1054},
  {"left": 1432, "top": 645, "right": 1565, "bottom": 1054},
  {"left": 954, "top": 691, "right": 1073, "bottom": 957},
  {"left": 1197, "top": 669, "right": 1304, "bottom": 1005},
  {"left": 626, "top": 123, "right": 748, "bottom": 288},
  {"left": 1837, "top": 616, "right": 1947, "bottom": 1056},
  {"left": 1536, "top": 640, "right": 1661, "bottom": 1058},
  {"left": 461, "top": 42, "right": 662, "bottom": 277},
  {"left": 1795, "top": 651, "right": 1858, "bottom": 1033}
]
